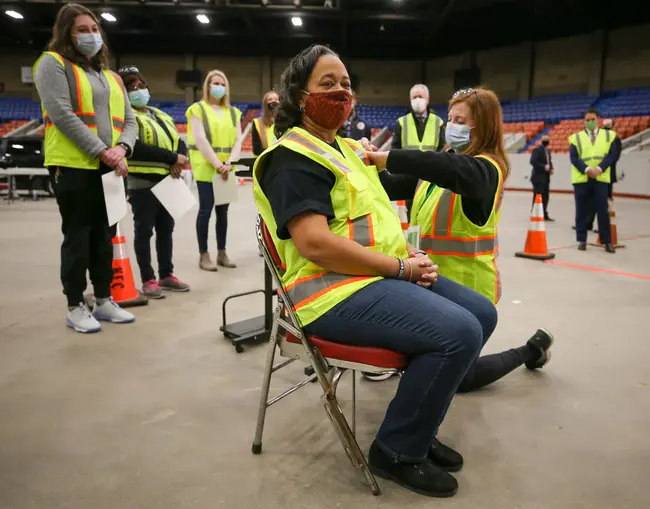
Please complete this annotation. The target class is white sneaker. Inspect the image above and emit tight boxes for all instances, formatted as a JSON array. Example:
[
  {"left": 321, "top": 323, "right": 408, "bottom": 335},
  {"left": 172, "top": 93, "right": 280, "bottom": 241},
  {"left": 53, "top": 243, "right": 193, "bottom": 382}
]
[
  {"left": 66, "top": 303, "right": 102, "bottom": 333},
  {"left": 92, "top": 298, "right": 136, "bottom": 324}
]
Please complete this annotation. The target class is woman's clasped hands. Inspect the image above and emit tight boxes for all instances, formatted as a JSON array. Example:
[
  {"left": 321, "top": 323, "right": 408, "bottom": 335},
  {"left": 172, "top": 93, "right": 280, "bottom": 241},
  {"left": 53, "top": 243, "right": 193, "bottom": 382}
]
[{"left": 403, "top": 252, "right": 438, "bottom": 288}]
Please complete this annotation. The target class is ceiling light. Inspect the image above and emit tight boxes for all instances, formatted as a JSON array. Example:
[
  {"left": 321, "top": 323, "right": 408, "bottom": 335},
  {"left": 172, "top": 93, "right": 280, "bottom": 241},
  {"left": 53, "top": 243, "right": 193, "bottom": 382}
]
[
  {"left": 291, "top": 16, "right": 302, "bottom": 27},
  {"left": 293, "top": 0, "right": 301, "bottom": 5},
  {"left": 196, "top": 14, "right": 210, "bottom": 24},
  {"left": 5, "top": 10, "right": 23, "bottom": 19},
  {"left": 101, "top": 13, "right": 117, "bottom": 22}
]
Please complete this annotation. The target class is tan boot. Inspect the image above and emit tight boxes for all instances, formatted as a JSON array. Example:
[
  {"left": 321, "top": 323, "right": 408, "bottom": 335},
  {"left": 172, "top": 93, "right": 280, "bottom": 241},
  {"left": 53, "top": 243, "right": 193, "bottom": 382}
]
[
  {"left": 217, "top": 250, "right": 237, "bottom": 268},
  {"left": 199, "top": 252, "right": 218, "bottom": 272}
]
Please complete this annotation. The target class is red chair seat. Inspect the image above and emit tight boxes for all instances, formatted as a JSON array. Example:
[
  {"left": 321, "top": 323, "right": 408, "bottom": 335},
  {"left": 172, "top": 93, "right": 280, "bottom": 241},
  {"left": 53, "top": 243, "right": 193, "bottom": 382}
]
[{"left": 286, "top": 332, "right": 407, "bottom": 369}]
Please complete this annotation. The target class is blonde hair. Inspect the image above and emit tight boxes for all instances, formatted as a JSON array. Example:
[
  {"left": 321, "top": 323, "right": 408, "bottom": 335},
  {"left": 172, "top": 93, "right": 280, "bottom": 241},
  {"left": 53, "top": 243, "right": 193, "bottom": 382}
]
[{"left": 202, "top": 69, "right": 231, "bottom": 107}]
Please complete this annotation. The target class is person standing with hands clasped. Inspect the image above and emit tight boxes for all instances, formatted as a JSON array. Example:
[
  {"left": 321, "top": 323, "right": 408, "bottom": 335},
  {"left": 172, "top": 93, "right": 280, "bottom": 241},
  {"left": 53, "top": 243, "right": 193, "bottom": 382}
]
[
  {"left": 118, "top": 66, "right": 190, "bottom": 299},
  {"left": 529, "top": 134, "right": 554, "bottom": 221},
  {"left": 186, "top": 70, "right": 243, "bottom": 271},
  {"left": 34, "top": 3, "right": 137, "bottom": 333},
  {"left": 569, "top": 108, "right": 618, "bottom": 253}
]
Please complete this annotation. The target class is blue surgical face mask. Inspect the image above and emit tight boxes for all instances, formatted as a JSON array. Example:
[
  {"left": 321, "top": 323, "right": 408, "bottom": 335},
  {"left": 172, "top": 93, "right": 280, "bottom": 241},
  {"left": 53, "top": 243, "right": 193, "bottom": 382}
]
[
  {"left": 128, "top": 88, "right": 150, "bottom": 108},
  {"left": 210, "top": 84, "right": 226, "bottom": 100},
  {"left": 75, "top": 32, "right": 103, "bottom": 58},
  {"left": 445, "top": 122, "right": 472, "bottom": 151}
]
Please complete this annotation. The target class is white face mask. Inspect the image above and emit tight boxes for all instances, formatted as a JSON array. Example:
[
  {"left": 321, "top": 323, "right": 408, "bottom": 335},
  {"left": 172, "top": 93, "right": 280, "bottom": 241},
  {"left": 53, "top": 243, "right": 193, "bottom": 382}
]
[{"left": 411, "top": 97, "right": 427, "bottom": 114}]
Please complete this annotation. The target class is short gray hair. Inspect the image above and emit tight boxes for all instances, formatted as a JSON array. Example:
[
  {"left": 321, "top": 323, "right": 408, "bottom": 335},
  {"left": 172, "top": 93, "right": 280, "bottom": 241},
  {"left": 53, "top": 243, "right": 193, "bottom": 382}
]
[{"left": 410, "top": 84, "right": 429, "bottom": 98}]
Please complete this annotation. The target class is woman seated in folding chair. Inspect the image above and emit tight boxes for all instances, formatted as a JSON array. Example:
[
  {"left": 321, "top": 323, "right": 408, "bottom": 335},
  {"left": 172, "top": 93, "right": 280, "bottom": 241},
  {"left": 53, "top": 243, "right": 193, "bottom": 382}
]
[
  {"left": 361, "top": 87, "right": 554, "bottom": 388},
  {"left": 253, "top": 44, "right": 499, "bottom": 499}
]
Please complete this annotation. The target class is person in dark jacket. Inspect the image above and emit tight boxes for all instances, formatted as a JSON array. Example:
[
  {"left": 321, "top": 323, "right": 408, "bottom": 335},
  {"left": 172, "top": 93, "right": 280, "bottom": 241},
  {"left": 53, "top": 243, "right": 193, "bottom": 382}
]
[
  {"left": 118, "top": 66, "right": 190, "bottom": 298},
  {"left": 529, "top": 134, "right": 554, "bottom": 221},
  {"left": 343, "top": 92, "right": 372, "bottom": 141}
]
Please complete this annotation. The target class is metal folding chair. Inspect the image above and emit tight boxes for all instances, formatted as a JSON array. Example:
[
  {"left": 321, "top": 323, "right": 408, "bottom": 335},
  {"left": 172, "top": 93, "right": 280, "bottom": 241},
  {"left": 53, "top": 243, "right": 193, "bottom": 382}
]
[{"left": 251, "top": 215, "right": 407, "bottom": 496}]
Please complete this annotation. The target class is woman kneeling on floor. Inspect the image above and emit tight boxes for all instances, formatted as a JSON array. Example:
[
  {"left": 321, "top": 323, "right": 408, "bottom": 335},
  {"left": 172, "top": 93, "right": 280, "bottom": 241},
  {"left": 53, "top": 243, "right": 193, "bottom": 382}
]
[{"left": 253, "top": 44, "right": 500, "bottom": 498}]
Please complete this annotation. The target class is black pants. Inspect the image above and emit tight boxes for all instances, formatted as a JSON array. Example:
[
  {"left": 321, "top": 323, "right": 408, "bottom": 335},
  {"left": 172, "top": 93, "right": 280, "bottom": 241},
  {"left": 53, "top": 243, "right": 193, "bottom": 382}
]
[
  {"left": 128, "top": 188, "right": 175, "bottom": 282},
  {"left": 531, "top": 178, "right": 550, "bottom": 218},
  {"left": 196, "top": 181, "right": 229, "bottom": 253},
  {"left": 51, "top": 166, "right": 116, "bottom": 307},
  {"left": 574, "top": 180, "right": 611, "bottom": 244}
]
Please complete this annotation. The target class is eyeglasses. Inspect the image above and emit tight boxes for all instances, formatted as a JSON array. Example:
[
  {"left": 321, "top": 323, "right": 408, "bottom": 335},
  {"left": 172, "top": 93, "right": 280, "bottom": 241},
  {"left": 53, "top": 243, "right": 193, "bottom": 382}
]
[
  {"left": 118, "top": 65, "right": 140, "bottom": 75},
  {"left": 452, "top": 88, "right": 482, "bottom": 103}
]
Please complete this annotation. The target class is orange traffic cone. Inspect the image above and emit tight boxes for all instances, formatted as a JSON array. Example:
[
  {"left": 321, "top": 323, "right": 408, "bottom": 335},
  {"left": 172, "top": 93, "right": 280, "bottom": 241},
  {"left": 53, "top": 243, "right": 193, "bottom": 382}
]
[
  {"left": 392, "top": 200, "right": 409, "bottom": 231},
  {"left": 110, "top": 224, "right": 148, "bottom": 307},
  {"left": 590, "top": 198, "right": 625, "bottom": 248},
  {"left": 515, "top": 194, "right": 556, "bottom": 261}
]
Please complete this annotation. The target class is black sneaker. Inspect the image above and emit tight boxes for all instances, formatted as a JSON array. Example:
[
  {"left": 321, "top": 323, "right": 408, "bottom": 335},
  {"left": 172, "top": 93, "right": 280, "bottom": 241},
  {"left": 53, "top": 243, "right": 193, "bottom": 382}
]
[
  {"left": 362, "top": 371, "right": 395, "bottom": 382},
  {"left": 578, "top": 242, "right": 587, "bottom": 251},
  {"left": 525, "top": 328, "right": 554, "bottom": 370},
  {"left": 368, "top": 441, "right": 458, "bottom": 498},
  {"left": 605, "top": 243, "right": 616, "bottom": 253},
  {"left": 428, "top": 437, "right": 464, "bottom": 472}
]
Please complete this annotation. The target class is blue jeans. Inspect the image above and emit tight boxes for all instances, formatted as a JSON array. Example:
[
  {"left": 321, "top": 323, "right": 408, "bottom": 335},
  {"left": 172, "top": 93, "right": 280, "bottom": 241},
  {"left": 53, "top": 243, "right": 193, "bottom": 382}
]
[
  {"left": 574, "top": 180, "right": 611, "bottom": 244},
  {"left": 196, "top": 181, "right": 230, "bottom": 253},
  {"left": 306, "top": 275, "right": 498, "bottom": 462}
]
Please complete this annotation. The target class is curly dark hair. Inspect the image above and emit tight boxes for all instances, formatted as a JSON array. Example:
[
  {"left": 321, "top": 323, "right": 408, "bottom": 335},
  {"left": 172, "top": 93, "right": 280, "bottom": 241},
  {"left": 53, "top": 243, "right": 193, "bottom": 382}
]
[{"left": 274, "top": 44, "right": 338, "bottom": 139}]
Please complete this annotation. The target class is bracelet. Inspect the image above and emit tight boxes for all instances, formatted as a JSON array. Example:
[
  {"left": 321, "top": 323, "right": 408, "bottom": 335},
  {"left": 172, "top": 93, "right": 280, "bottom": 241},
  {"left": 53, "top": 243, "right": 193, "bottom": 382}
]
[
  {"left": 406, "top": 259, "right": 413, "bottom": 282},
  {"left": 395, "top": 258, "right": 405, "bottom": 279}
]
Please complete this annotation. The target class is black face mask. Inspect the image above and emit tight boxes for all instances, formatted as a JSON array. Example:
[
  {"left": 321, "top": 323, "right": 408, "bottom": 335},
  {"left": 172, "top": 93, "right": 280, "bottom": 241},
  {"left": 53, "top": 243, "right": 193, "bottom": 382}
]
[
  {"left": 541, "top": 140, "right": 550, "bottom": 146},
  {"left": 268, "top": 102, "right": 279, "bottom": 110},
  {"left": 604, "top": 126, "right": 611, "bottom": 130}
]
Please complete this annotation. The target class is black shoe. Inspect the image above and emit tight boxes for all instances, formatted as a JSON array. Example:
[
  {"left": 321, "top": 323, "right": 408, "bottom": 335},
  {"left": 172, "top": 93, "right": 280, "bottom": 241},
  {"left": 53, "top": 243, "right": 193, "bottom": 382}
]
[
  {"left": 368, "top": 441, "right": 458, "bottom": 498},
  {"left": 362, "top": 371, "right": 395, "bottom": 382},
  {"left": 578, "top": 242, "right": 586, "bottom": 251},
  {"left": 428, "top": 437, "right": 464, "bottom": 472},
  {"left": 605, "top": 243, "right": 616, "bottom": 253},
  {"left": 544, "top": 216, "right": 555, "bottom": 222},
  {"left": 525, "top": 328, "right": 554, "bottom": 370}
]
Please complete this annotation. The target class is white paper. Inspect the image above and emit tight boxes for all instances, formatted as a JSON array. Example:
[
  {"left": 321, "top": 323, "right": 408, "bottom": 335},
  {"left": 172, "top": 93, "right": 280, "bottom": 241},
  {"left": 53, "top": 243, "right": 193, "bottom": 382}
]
[
  {"left": 406, "top": 225, "right": 421, "bottom": 249},
  {"left": 101, "top": 171, "right": 127, "bottom": 226},
  {"left": 151, "top": 175, "right": 197, "bottom": 220},
  {"left": 212, "top": 172, "right": 239, "bottom": 206}
]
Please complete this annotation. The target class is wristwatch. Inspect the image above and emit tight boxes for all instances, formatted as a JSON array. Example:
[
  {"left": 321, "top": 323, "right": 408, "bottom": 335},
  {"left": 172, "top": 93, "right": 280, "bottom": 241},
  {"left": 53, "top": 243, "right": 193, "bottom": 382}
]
[
  {"left": 411, "top": 249, "right": 427, "bottom": 256},
  {"left": 117, "top": 142, "right": 131, "bottom": 156}
]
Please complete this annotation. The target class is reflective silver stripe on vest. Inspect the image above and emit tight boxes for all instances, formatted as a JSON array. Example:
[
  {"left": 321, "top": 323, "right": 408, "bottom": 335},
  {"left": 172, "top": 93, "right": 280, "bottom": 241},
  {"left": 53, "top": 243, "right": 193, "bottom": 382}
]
[
  {"left": 285, "top": 273, "right": 370, "bottom": 309},
  {"left": 196, "top": 102, "right": 237, "bottom": 152},
  {"left": 349, "top": 214, "right": 374, "bottom": 247},
  {"left": 284, "top": 131, "right": 351, "bottom": 174},
  {"left": 45, "top": 113, "right": 96, "bottom": 127},
  {"left": 112, "top": 117, "right": 125, "bottom": 132},
  {"left": 188, "top": 145, "right": 232, "bottom": 153},
  {"left": 424, "top": 189, "right": 497, "bottom": 255},
  {"left": 401, "top": 114, "right": 440, "bottom": 151}
]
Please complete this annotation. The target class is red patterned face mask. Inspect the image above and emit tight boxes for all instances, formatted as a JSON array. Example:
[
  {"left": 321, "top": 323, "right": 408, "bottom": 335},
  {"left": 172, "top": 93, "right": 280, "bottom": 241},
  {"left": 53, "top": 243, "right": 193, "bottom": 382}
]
[{"left": 303, "top": 89, "right": 353, "bottom": 130}]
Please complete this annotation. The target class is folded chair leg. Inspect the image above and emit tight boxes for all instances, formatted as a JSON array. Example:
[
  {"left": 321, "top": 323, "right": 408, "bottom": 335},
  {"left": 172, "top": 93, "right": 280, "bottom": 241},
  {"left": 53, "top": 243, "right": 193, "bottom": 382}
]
[
  {"left": 323, "top": 369, "right": 381, "bottom": 496},
  {"left": 252, "top": 304, "right": 282, "bottom": 455},
  {"left": 351, "top": 370, "right": 356, "bottom": 437}
]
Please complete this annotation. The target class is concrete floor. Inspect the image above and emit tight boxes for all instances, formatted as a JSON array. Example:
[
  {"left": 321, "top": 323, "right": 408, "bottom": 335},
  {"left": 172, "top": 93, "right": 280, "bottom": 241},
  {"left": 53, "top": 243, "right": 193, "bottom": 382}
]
[{"left": 1, "top": 187, "right": 649, "bottom": 509}]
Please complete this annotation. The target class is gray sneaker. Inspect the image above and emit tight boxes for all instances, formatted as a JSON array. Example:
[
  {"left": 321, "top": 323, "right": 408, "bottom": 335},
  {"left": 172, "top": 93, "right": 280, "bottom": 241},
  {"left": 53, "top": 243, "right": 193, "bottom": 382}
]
[
  {"left": 159, "top": 275, "right": 190, "bottom": 292},
  {"left": 66, "top": 303, "right": 101, "bottom": 333}
]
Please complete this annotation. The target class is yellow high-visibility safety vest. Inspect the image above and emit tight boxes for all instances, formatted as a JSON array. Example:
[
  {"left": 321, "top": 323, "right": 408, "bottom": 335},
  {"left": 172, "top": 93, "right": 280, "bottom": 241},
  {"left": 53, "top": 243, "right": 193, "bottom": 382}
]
[
  {"left": 253, "top": 127, "right": 408, "bottom": 327},
  {"left": 129, "top": 107, "right": 180, "bottom": 176},
  {"left": 398, "top": 112, "right": 444, "bottom": 151},
  {"left": 252, "top": 118, "right": 277, "bottom": 152},
  {"left": 34, "top": 51, "right": 126, "bottom": 169},
  {"left": 185, "top": 101, "right": 242, "bottom": 182},
  {"left": 568, "top": 129, "right": 616, "bottom": 184},
  {"left": 409, "top": 155, "right": 505, "bottom": 304}
]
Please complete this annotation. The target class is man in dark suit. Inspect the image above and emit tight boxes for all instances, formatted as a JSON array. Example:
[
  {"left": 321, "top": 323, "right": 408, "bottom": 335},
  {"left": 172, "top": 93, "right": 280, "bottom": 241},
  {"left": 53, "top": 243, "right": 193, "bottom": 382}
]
[
  {"left": 529, "top": 134, "right": 554, "bottom": 221},
  {"left": 343, "top": 93, "right": 372, "bottom": 141}
]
